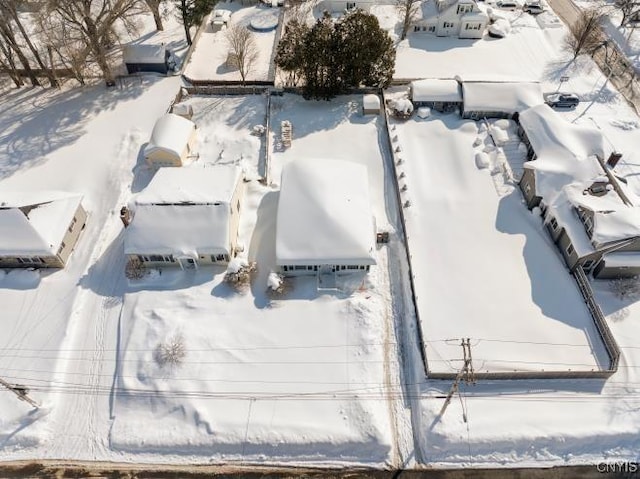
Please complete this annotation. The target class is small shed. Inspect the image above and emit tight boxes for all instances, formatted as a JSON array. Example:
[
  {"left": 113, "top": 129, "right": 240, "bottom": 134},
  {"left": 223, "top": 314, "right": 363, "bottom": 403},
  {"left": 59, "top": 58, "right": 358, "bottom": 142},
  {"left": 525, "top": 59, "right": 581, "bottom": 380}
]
[
  {"left": 123, "top": 44, "right": 170, "bottom": 75},
  {"left": 276, "top": 158, "right": 376, "bottom": 276},
  {"left": 363, "top": 94, "right": 381, "bottom": 115},
  {"left": 144, "top": 113, "right": 197, "bottom": 167},
  {"left": 409, "top": 79, "right": 462, "bottom": 112}
]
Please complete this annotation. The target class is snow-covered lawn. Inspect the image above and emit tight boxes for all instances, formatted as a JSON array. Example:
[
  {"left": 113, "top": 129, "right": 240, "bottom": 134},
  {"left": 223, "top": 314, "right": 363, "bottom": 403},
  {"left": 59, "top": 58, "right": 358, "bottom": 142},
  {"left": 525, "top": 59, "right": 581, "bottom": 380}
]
[
  {"left": 390, "top": 112, "right": 608, "bottom": 374},
  {"left": 109, "top": 94, "right": 397, "bottom": 465},
  {"left": 184, "top": 3, "right": 280, "bottom": 82}
]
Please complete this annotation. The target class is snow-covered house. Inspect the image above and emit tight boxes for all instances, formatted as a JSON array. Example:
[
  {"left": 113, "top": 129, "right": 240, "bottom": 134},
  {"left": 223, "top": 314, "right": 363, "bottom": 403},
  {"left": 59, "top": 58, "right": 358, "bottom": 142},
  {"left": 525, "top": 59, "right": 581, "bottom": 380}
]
[
  {"left": 461, "top": 81, "right": 543, "bottom": 119},
  {"left": 409, "top": 79, "right": 462, "bottom": 112},
  {"left": 144, "top": 114, "right": 197, "bottom": 167},
  {"left": 517, "top": 104, "right": 640, "bottom": 278},
  {"left": 276, "top": 158, "right": 376, "bottom": 276},
  {"left": 413, "top": 0, "right": 488, "bottom": 39},
  {"left": 123, "top": 44, "right": 171, "bottom": 75},
  {"left": 0, "top": 192, "right": 87, "bottom": 268},
  {"left": 125, "top": 166, "right": 243, "bottom": 269}
]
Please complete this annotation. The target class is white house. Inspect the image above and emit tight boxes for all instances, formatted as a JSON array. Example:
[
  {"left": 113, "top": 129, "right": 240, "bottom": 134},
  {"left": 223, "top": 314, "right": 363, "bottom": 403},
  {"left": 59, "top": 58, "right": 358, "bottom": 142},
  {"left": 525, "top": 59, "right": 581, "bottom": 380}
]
[
  {"left": 409, "top": 79, "right": 462, "bottom": 112},
  {"left": 144, "top": 113, "right": 198, "bottom": 167},
  {"left": 322, "top": 0, "right": 395, "bottom": 13},
  {"left": 0, "top": 191, "right": 87, "bottom": 268},
  {"left": 276, "top": 158, "right": 376, "bottom": 276},
  {"left": 461, "top": 80, "right": 544, "bottom": 119},
  {"left": 413, "top": 0, "right": 488, "bottom": 38},
  {"left": 125, "top": 166, "right": 243, "bottom": 269}
]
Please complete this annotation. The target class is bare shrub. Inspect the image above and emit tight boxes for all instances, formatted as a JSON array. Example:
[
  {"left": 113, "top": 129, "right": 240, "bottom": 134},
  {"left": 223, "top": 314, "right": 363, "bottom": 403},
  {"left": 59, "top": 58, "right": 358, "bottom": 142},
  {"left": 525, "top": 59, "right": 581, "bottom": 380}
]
[
  {"left": 154, "top": 334, "right": 186, "bottom": 368},
  {"left": 609, "top": 276, "right": 640, "bottom": 300},
  {"left": 125, "top": 257, "right": 147, "bottom": 280},
  {"left": 224, "top": 259, "right": 257, "bottom": 291},
  {"left": 266, "top": 271, "right": 292, "bottom": 298}
]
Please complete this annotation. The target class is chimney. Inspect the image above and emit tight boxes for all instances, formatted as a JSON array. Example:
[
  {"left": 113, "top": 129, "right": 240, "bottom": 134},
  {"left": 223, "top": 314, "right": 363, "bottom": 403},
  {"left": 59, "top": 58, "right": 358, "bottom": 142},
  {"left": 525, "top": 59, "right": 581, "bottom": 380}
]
[
  {"left": 607, "top": 152, "right": 622, "bottom": 169},
  {"left": 120, "top": 206, "right": 131, "bottom": 227}
]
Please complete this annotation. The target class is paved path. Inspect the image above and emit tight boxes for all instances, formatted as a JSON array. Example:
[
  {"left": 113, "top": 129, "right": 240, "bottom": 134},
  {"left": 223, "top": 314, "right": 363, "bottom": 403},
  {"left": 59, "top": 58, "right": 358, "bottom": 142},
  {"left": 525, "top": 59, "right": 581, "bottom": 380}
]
[{"left": 547, "top": 0, "right": 640, "bottom": 114}]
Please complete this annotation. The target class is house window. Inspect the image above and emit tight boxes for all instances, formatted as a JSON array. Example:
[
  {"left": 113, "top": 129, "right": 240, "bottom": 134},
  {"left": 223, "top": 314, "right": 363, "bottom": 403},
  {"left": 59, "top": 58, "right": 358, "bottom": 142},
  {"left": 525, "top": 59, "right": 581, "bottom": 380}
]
[
  {"left": 414, "top": 25, "right": 420, "bottom": 32},
  {"left": 307, "top": 265, "right": 313, "bottom": 270},
  {"left": 346, "top": 1, "right": 356, "bottom": 8},
  {"left": 443, "top": 21, "right": 454, "bottom": 28},
  {"left": 237, "top": 200, "right": 241, "bottom": 212},
  {"left": 429, "top": 25, "right": 436, "bottom": 32},
  {"left": 215, "top": 254, "right": 226, "bottom": 261},
  {"left": 313, "top": 265, "right": 318, "bottom": 271},
  {"left": 17, "top": 257, "right": 43, "bottom": 264},
  {"left": 347, "top": 265, "right": 359, "bottom": 270},
  {"left": 58, "top": 241, "right": 66, "bottom": 255},
  {"left": 566, "top": 244, "right": 575, "bottom": 256},
  {"left": 584, "top": 216, "right": 593, "bottom": 236},
  {"left": 283, "top": 265, "right": 288, "bottom": 272},
  {"left": 549, "top": 217, "right": 558, "bottom": 230},
  {"left": 68, "top": 216, "right": 77, "bottom": 233},
  {"left": 582, "top": 259, "right": 595, "bottom": 270},
  {"left": 294, "top": 265, "right": 306, "bottom": 270}
]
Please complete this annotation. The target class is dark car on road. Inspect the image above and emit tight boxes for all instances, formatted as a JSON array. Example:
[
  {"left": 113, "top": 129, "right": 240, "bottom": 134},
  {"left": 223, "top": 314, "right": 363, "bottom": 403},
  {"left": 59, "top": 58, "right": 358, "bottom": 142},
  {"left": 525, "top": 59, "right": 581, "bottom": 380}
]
[{"left": 544, "top": 92, "right": 580, "bottom": 109}]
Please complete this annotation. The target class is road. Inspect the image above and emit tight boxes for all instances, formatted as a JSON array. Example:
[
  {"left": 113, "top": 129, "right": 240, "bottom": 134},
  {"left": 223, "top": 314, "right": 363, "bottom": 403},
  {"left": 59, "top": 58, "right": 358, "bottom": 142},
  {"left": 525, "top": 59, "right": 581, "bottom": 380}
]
[{"left": 547, "top": 0, "right": 640, "bottom": 114}]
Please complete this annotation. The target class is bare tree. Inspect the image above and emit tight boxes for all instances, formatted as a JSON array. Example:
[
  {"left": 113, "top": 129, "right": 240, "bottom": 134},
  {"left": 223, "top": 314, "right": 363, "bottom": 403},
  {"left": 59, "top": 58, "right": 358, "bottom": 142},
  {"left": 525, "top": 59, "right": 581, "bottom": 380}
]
[
  {"left": 0, "top": 15, "right": 39, "bottom": 86},
  {"left": 0, "top": 36, "right": 23, "bottom": 87},
  {"left": 397, "top": 0, "right": 421, "bottom": 40},
  {"left": 225, "top": 24, "right": 258, "bottom": 85},
  {"left": 564, "top": 8, "right": 604, "bottom": 60},
  {"left": 615, "top": 0, "right": 640, "bottom": 26},
  {"left": 45, "top": 0, "right": 144, "bottom": 86},
  {"left": 144, "top": 0, "right": 165, "bottom": 31},
  {"left": 0, "top": 2, "right": 58, "bottom": 86}
]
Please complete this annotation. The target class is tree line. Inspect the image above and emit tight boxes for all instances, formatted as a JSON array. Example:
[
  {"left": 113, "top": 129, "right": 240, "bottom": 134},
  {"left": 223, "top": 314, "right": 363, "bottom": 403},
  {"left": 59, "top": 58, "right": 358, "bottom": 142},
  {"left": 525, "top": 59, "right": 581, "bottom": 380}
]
[{"left": 0, "top": 0, "right": 215, "bottom": 88}]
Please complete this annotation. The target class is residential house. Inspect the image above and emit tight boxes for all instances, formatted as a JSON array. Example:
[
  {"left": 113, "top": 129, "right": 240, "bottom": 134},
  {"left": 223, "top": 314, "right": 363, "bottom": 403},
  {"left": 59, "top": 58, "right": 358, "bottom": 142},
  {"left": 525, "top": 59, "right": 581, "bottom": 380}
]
[
  {"left": 124, "top": 166, "right": 244, "bottom": 269},
  {"left": 409, "top": 78, "right": 462, "bottom": 112},
  {"left": 461, "top": 80, "right": 543, "bottom": 119},
  {"left": 413, "top": 0, "right": 488, "bottom": 39},
  {"left": 144, "top": 113, "right": 197, "bottom": 167},
  {"left": 517, "top": 104, "right": 640, "bottom": 278},
  {"left": 0, "top": 191, "right": 87, "bottom": 268},
  {"left": 276, "top": 158, "right": 376, "bottom": 276}
]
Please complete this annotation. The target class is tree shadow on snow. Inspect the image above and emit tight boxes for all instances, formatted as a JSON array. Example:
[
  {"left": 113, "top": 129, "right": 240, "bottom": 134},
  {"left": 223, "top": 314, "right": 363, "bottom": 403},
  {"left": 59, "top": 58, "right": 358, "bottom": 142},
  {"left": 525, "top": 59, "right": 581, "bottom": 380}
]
[
  {"left": 0, "top": 79, "right": 157, "bottom": 181},
  {"left": 494, "top": 191, "right": 611, "bottom": 371}
]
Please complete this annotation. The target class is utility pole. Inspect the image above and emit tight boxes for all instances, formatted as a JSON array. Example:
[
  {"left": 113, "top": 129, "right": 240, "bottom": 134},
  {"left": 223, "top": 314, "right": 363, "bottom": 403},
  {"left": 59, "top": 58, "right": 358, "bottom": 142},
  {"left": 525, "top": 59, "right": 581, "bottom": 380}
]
[
  {"left": 439, "top": 338, "right": 475, "bottom": 417},
  {"left": 0, "top": 377, "right": 38, "bottom": 409}
]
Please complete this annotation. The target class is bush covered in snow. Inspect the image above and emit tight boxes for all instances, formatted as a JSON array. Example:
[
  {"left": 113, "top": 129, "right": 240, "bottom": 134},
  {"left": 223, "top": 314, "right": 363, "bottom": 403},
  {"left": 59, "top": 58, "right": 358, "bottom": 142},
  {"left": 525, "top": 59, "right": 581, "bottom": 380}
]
[
  {"left": 125, "top": 257, "right": 147, "bottom": 280},
  {"left": 267, "top": 270, "right": 291, "bottom": 297},
  {"left": 389, "top": 98, "right": 414, "bottom": 119},
  {"left": 224, "top": 258, "right": 257, "bottom": 291},
  {"left": 610, "top": 276, "right": 640, "bottom": 300},
  {"left": 154, "top": 334, "right": 186, "bottom": 368}
]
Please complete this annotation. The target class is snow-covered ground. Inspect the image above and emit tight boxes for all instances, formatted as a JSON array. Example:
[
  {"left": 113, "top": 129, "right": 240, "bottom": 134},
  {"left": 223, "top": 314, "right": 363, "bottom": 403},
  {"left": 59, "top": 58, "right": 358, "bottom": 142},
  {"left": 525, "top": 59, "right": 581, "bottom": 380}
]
[
  {"left": 390, "top": 111, "right": 609, "bottom": 374},
  {"left": 184, "top": 2, "right": 280, "bottom": 82}
]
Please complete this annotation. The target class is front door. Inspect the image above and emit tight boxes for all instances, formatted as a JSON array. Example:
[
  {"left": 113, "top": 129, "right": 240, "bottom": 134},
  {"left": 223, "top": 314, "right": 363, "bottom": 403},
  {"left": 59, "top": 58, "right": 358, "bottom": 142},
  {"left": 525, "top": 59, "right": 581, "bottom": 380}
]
[{"left": 179, "top": 257, "right": 197, "bottom": 270}]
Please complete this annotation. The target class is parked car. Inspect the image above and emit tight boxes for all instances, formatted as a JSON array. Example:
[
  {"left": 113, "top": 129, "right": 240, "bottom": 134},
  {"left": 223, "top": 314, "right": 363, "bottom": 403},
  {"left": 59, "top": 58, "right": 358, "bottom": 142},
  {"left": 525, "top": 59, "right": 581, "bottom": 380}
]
[
  {"left": 523, "top": 2, "right": 545, "bottom": 14},
  {"left": 544, "top": 92, "right": 580, "bottom": 109},
  {"left": 496, "top": 1, "right": 518, "bottom": 10}
]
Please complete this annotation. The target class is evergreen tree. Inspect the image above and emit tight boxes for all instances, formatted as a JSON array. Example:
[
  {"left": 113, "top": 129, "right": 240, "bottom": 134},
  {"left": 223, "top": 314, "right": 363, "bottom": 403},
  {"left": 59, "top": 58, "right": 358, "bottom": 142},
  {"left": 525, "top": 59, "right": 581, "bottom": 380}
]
[
  {"left": 175, "top": 0, "right": 217, "bottom": 45},
  {"left": 302, "top": 13, "right": 337, "bottom": 100},
  {"left": 334, "top": 10, "right": 395, "bottom": 88},
  {"left": 274, "top": 19, "right": 309, "bottom": 86}
]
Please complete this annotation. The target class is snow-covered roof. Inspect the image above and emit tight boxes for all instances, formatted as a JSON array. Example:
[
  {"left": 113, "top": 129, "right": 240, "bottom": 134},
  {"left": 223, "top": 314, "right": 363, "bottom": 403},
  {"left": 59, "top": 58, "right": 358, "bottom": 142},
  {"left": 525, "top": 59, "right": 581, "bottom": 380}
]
[
  {"left": 410, "top": 79, "right": 462, "bottom": 102},
  {"left": 144, "top": 114, "right": 196, "bottom": 160},
  {"left": 603, "top": 251, "right": 640, "bottom": 268},
  {"left": 520, "top": 105, "right": 607, "bottom": 199},
  {"left": 0, "top": 192, "right": 83, "bottom": 256},
  {"left": 135, "top": 165, "right": 241, "bottom": 205},
  {"left": 592, "top": 208, "right": 640, "bottom": 245},
  {"left": 276, "top": 158, "right": 376, "bottom": 266},
  {"left": 462, "top": 81, "right": 543, "bottom": 114},
  {"left": 126, "top": 166, "right": 242, "bottom": 257},
  {"left": 462, "top": 11, "right": 489, "bottom": 21},
  {"left": 125, "top": 203, "right": 231, "bottom": 257},
  {"left": 363, "top": 94, "right": 381, "bottom": 110},
  {"left": 123, "top": 44, "right": 167, "bottom": 64}
]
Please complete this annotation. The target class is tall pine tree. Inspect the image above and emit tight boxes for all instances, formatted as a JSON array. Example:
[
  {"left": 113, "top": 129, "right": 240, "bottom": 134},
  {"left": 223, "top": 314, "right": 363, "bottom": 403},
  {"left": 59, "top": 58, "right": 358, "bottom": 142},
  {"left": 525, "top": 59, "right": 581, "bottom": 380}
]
[{"left": 175, "top": 0, "right": 217, "bottom": 45}]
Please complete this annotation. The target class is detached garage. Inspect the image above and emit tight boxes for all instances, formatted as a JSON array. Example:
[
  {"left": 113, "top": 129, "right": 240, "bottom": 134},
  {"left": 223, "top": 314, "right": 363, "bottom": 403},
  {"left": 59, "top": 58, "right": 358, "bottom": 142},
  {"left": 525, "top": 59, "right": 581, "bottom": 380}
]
[
  {"left": 144, "top": 113, "right": 197, "bottom": 167},
  {"left": 123, "top": 44, "right": 170, "bottom": 74}
]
